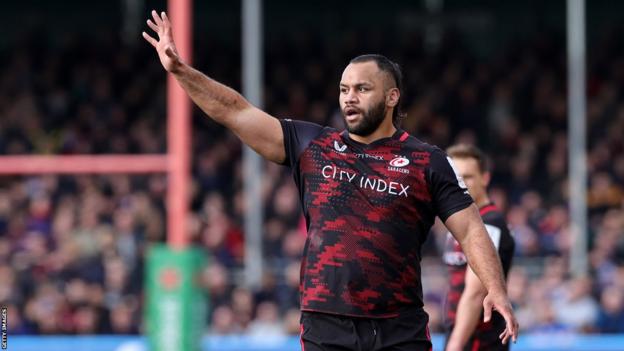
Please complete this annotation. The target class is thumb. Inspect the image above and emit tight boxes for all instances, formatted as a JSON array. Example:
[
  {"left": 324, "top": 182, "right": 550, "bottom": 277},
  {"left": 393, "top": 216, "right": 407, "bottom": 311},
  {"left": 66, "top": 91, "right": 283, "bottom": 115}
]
[{"left": 483, "top": 298, "right": 493, "bottom": 323}]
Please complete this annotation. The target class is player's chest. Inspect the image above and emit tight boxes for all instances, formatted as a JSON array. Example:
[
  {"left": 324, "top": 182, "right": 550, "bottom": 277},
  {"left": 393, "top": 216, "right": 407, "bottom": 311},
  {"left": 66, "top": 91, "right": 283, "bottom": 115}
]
[{"left": 299, "top": 142, "right": 430, "bottom": 200}]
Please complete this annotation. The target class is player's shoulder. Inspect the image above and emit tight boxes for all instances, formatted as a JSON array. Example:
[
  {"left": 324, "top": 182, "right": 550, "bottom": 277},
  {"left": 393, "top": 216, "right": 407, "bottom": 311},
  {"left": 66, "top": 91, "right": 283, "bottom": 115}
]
[
  {"left": 318, "top": 125, "right": 345, "bottom": 142},
  {"left": 400, "top": 133, "right": 452, "bottom": 172},
  {"left": 402, "top": 133, "right": 435, "bottom": 149},
  {"left": 282, "top": 118, "right": 332, "bottom": 132},
  {"left": 400, "top": 133, "right": 445, "bottom": 156},
  {"left": 282, "top": 118, "right": 338, "bottom": 140}
]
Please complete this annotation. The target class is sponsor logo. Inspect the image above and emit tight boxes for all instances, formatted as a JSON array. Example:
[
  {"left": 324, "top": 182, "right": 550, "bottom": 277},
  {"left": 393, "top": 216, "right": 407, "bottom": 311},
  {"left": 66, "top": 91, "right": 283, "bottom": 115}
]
[
  {"left": 321, "top": 165, "right": 410, "bottom": 197},
  {"left": 160, "top": 296, "right": 182, "bottom": 349},
  {"left": 334, "top": 140, "right": 347, "bottom": 153},
  {"left": 1, "top": 306, "right": 6, "bottom": 350},
  {"left": 388, "top": 166, "right": 410, "bottom": 174},
  {"left": 160, "top": 268, "right": 181, "bottom": 291},
  {"left": 389, "top": 156, "right": 409, "bottom": 167},
  {"left": 356, "top": 153, "right": 384, "bottom": 161},
  {"left": 388, "top": 156, "right": 410, "bottom": 174}
]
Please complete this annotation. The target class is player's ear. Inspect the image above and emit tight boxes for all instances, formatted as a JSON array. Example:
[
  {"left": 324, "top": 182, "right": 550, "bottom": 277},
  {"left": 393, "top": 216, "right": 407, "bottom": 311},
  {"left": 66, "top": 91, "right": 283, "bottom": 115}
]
[
  {"left": 482, "top": 171, "right": 491, "bottom": 187},
  {"left": 386, "top": 87, "right": 400, "bottom": 108}
]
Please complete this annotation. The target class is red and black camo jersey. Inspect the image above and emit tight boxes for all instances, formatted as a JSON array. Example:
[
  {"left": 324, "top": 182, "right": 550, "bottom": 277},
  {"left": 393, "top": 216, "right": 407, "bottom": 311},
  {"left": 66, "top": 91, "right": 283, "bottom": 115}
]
[
  {"left": 443, "top": 204, "right": 515, "bottom": 328},
  {"left": 280, "top": 119, "right": 473, "bottom": 318}
]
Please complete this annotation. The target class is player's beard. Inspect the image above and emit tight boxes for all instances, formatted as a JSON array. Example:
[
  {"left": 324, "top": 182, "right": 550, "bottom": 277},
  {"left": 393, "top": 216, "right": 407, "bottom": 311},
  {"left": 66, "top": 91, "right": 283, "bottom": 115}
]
[{"left": 343, "top": 99, "right": 387, "bottom": 137}]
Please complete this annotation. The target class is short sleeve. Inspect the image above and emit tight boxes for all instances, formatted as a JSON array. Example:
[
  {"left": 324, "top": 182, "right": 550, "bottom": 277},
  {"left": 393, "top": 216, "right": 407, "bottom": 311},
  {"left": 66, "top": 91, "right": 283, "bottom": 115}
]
[
  {"left": 427, "top": 149, "right": 474, "bottom": 222},
  {"left": 280, "top": 119, "right": 325, "bottom": 167}
]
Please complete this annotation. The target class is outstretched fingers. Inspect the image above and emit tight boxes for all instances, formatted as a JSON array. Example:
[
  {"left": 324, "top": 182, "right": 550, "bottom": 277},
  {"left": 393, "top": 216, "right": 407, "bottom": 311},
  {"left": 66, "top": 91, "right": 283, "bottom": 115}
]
[
  {"left": 160, "top": 12, "right": 173, "bottom": 37},
  {"left": 161, "top": 11, "right": 171, "bottom": 26},
  {"left": 142, "top": 32, "right": 158, "bottom": 47},
  {"left": 146, "top": 19, "right": 159, "bottom": 33},
  {"left": 151, "top": 10, "right": 163, "bottom": 26}
]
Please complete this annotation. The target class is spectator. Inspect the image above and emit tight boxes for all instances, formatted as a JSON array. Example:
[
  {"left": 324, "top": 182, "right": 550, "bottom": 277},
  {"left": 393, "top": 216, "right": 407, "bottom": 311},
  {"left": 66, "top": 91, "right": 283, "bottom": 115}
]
[
  {"left": 596, "top": 285, "right": 624, "bottom": 333},
  {"left": 247, "top": 301, "right": 284, "bottom": 337},
  {"left": 553, "top": 277, "right": 599, "bottom": 332}
]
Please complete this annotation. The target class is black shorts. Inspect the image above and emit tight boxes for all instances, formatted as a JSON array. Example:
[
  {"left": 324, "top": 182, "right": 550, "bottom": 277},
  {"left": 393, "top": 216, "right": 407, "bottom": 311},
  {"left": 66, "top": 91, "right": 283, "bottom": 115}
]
[
  {"left": 299, "top": 309, "right": 432, "bottom": 351},
  {"left": 444, "top": 314, "right": 509, "bottom": 351}
]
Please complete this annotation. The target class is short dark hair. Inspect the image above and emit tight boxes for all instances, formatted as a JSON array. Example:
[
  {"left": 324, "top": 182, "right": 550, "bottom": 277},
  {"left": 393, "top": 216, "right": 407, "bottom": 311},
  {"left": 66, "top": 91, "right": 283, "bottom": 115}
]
[
  {"left": 446, "top": 144, "right": 490, "bottom": 173},
  {"left": 349, "top": 54, "right": 405, "bottom": 127}
]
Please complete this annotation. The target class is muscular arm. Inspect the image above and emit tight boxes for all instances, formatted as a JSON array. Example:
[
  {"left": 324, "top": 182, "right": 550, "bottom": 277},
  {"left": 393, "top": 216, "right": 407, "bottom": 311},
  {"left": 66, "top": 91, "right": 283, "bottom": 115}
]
[
  {"left": 445, "top": 204, "right": 505, "bottom": 296},
  {"left": 444, "top": 204, "right": 518, "bottom": 344},
  {"left": 143, "top": 10, "right": 284, "bottom": 164},
  {"left": 445, "top": 266, "right": 488, "bottom": 350},
  {"left": 171, "top": 64, "right": 284, "bottom": 163}
]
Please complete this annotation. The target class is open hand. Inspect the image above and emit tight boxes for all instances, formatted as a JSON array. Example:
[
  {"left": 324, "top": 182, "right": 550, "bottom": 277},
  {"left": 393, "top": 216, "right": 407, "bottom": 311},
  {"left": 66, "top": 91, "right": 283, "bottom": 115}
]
[
  {"left": 142, "top": 10, "right": 182, "bottom": 73},
  {"left": 483, "top": 291, "right": 519, "bottom": 345}
]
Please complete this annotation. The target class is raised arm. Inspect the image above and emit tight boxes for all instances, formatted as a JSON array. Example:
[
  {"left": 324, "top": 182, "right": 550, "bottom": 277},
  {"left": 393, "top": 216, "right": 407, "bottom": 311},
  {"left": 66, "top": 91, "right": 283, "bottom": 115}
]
[
  {"left": 444, "top": 204, "right": 518, "bottom": 345},
  {"left": 142, "top": 10, "right": 285, "bottom": 163}
]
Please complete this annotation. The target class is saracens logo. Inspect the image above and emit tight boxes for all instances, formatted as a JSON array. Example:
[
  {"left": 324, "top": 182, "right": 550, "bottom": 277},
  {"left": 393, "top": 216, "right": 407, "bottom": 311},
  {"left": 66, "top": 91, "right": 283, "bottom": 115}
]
[
  {"left": 388, "top": 156, "right": 410, "bottom": 174},
  {"left": 389, "top": 156, "right": 409, "bottom": 167}
]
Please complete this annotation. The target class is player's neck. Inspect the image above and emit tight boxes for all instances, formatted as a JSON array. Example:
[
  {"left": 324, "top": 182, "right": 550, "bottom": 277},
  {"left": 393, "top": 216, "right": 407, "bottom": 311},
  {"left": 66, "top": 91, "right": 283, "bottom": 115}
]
[
  {"left": 349, "top": 117, "right": 397, "bottom": 144},
  {"left": 476, "top": 197, "right": 492, "bottom": 208}
]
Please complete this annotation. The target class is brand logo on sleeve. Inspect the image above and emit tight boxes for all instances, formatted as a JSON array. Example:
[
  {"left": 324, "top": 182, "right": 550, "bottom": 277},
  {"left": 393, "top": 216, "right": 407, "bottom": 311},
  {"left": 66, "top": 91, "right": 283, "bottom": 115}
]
[{"left": 333, "top": 141, "right": 347, "bottom": 153}]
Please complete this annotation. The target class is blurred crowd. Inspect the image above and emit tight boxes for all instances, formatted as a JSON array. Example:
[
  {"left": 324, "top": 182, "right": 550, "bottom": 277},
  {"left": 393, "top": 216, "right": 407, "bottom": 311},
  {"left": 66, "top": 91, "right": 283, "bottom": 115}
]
[{"left": 0, "top": 23, "right": 623, "bottom": 337}]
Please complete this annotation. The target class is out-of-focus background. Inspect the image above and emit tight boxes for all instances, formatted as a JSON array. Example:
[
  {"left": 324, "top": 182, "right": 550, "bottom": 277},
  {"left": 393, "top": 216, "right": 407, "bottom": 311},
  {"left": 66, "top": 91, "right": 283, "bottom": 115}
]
[{"left": 1, "top": 0, "right": 623, "bottom": 350}]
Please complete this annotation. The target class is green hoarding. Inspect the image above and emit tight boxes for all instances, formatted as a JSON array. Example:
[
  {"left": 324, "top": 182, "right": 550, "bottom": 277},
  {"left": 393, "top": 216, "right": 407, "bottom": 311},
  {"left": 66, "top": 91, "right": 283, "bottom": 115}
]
[{"left": 146, "top": 244, "right": 207, "bottom": 351}]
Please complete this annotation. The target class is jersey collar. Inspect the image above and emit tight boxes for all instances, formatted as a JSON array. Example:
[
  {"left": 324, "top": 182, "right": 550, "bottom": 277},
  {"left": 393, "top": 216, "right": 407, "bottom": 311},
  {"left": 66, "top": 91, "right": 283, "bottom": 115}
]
[{"left": 341, "top": 129, "right": 408, "bottom": 147}]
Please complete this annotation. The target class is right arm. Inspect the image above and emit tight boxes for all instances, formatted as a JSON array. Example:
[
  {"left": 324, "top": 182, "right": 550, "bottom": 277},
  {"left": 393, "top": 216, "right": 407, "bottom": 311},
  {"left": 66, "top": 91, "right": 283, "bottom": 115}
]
[
  {"left": 143, "top": 10, "right": 284, "bottom": 164},
  {"left": 429, "top": 151, "right": 518, "bottom": 344}
]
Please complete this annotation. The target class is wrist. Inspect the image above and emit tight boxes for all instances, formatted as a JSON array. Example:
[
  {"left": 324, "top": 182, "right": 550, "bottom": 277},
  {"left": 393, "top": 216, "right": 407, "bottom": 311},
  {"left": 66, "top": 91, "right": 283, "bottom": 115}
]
[
  {"left": 486, "top": 282, "right": 507, "bottom": 295},
  {"left": 446, "top": 337, "right": 464, "bottom": 351},
  {"left": 169, "top": 59, "right": 185, "bottom": 74}
]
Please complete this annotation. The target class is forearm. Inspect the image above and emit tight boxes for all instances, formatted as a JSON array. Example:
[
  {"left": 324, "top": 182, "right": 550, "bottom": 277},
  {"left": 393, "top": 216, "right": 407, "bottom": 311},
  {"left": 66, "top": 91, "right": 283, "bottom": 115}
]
[
  {"left": 445, "top": 207, "right": 519, "bottom": 344},
  {"left": 170, "top": 61, "right": 284, "bottom": 163},
  {"left": 459, "top": 224, "right": 506, "bottom": 294},
  {"left": 144, "top": 10, "right": 285, "bottom": 163},
  {"left": 171, "top": 62, "right": 252, "bottom": 127},
  {"left": 447, "top": 287, "right": 487, "bottom": 348}
]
